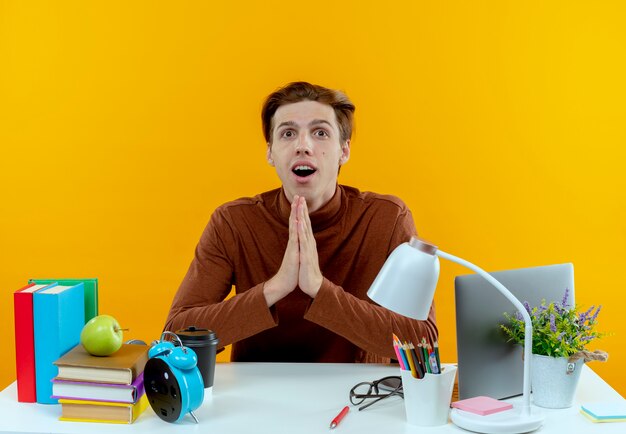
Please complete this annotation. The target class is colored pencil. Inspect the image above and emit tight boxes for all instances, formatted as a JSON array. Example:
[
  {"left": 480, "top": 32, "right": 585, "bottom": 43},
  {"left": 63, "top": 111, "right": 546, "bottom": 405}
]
[
  {"left": 392, "top": 341, "right": 406, "bottom": 370},
  {"left": 403, "top": 344, "right": 418, "bottom": 378},
  {"left": 409, "top": 344, "right": 425, "bottom": 378}
]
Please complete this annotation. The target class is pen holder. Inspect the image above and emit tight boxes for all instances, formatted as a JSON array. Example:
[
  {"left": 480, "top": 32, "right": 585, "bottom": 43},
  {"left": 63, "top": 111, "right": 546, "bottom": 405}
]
[{"left": 400, "top": 364, "right": 457, "bottom": 426}]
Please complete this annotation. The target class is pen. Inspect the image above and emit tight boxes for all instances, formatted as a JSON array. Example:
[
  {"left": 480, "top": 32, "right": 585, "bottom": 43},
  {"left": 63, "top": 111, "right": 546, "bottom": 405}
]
[
  {"left": 330, "top": 406, "right": 349, "bottom": 429},
  {"left": 429, "top": 351, "right": 440, "bottom": 374},
  {"left": 433, "top": 341, "right": 442, "bottom": 373}
]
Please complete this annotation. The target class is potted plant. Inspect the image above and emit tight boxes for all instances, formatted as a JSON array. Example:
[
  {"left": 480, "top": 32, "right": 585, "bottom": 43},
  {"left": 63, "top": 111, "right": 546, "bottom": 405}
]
[{"left": 501, "top": 288, "right": 608, "bottom": 408}]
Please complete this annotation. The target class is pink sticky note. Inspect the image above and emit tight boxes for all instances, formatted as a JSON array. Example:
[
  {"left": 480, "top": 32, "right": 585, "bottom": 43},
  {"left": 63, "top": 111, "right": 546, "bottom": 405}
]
[{"left": 451, "top": 396, "right": 513, "bottom": 416}]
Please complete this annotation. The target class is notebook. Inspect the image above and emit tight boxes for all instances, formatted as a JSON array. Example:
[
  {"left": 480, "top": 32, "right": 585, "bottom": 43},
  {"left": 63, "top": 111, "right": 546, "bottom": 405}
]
[{"left": 455, "top": 263, "right": 574, "bottom": 400}]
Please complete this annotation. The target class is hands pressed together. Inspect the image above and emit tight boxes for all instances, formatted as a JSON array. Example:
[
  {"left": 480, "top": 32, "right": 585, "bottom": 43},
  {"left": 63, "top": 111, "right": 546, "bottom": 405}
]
[{"left": 263, "top": 195, "right": 323, "bottom": 307}]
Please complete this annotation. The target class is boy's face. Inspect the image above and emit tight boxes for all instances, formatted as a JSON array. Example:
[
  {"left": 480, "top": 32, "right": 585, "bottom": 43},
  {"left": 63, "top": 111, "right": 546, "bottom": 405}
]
[{"left": 267, "top": 100, "right": 350, "bottom": 211}]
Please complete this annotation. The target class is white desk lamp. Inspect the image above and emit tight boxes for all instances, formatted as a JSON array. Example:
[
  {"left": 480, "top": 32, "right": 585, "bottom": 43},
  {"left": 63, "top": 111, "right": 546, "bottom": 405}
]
[{"left": 367, "top": 237, "right": 544, "bottom": 434}]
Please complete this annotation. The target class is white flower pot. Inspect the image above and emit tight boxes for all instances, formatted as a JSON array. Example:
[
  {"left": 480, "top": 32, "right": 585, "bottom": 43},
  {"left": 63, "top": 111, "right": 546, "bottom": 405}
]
[{"left": 531, "top": 353, "right": 584, "bottom": 408}]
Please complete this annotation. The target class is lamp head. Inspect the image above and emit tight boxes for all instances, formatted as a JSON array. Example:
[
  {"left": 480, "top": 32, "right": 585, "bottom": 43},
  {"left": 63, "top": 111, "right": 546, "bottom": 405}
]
[{"left": 367, "top": 237, "right": 440, "bottom": 320}]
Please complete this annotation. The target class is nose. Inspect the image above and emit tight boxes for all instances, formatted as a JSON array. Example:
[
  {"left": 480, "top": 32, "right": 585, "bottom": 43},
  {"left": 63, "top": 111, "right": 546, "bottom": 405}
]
[{"left": 295, "top": 134, "right": 313, "bottom": 155}]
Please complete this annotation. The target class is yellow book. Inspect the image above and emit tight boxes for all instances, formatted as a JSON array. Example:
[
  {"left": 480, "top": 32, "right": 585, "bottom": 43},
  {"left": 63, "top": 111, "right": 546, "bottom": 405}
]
[{"left": 59, "top": 394, "right": 148, "bottom": 424}]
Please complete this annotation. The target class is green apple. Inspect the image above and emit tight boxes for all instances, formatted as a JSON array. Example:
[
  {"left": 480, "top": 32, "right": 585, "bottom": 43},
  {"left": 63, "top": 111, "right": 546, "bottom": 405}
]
[{"left": 80, "top": 314, "right": 126, "bottom": 356}]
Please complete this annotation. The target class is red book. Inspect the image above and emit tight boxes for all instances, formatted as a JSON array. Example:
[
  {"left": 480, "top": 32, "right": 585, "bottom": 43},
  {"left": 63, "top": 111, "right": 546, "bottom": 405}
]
[{"left": 13, "top": 283, "right": 55, "bottom": 402}]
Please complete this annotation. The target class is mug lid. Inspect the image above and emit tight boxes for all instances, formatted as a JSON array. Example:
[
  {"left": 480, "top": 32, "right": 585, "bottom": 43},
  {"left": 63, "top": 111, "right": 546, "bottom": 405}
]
[{"left": 175, "top": 326, "right": 218, "bottom": 342}]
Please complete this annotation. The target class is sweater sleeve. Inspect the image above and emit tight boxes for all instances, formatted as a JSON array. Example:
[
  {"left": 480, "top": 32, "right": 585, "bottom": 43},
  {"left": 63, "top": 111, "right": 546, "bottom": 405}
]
[
  {"left": 304, "top": 279, "right": 438, "bottom": 360},
  {"left": 164, "top": 209, "right": 277, "bottom": 348},
  {"left": 303, "top": 207, "right": 438, "bottom": 360}
]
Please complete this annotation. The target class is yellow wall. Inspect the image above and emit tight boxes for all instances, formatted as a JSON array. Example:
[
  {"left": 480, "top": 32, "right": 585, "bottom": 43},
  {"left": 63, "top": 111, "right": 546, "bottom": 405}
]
[{"left": 2, "top": 1, "right": 625, "bottom": 397}]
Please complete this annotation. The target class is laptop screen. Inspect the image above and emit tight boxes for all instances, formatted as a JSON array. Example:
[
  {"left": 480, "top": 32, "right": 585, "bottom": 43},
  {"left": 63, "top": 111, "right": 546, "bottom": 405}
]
[{"left": 454, "top": 263, "right": 574, "bottom": 400}]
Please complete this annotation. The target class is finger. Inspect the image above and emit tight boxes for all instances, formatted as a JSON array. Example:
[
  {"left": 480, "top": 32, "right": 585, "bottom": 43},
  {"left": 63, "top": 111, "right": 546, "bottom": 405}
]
[
  {"left": 296, "top": 200, "right": 309, "bottom": 246},
  {"left": 296, "top": 199, "right": 318, "bottom": 268},
  {"left": 288, "top": 196, "right": 299, "bottom": 244},
  {"left": 297, "top": 217, "right": 306, "bottom": 244},
  {"left": 295, "top": 202, "right": 322, "bottom": 296},
  {"left": 301, "top": 198, "right": 315, "bottom": 246},
  {"left": 298, "top": 197, "right": 311, "bottom": 239}
]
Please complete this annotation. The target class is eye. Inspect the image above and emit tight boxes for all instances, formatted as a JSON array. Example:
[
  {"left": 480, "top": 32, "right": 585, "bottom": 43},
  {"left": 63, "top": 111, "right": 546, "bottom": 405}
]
[
  {"left": 281, "top": 129, "right": 295, "bottom": 138},
  {"left": 314, "top": 129, "right": 329, "bottom": 138}
]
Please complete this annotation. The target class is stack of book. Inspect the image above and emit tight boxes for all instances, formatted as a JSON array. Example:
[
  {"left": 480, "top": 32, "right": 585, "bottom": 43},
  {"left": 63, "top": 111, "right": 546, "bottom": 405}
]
[
  {"left": 52, "top": 344, "right": 150, "bottom": 424},
  {"left": 13, "top": 278, "right": 98, "bottom": 404}
]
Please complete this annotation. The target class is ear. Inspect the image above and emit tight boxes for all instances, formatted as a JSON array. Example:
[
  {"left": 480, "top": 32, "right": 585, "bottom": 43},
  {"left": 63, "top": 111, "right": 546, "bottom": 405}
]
[
  {"left": 266, "top": 143, "right": 274, "bottom": 166},
  {"left": 339, "top": 140, "right": 350, "bottom": 166}
]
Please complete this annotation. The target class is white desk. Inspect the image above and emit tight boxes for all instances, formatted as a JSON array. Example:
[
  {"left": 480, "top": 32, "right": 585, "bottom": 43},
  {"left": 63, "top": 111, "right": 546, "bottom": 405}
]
[{"left": 0, "top": 363, "right": 623, "bottom": 434}]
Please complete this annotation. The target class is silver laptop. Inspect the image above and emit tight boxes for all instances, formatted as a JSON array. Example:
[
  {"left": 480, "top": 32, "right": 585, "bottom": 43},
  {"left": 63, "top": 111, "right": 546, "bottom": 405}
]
[{"left": 454, "top": 263, "right": 574, "bottom": 400}]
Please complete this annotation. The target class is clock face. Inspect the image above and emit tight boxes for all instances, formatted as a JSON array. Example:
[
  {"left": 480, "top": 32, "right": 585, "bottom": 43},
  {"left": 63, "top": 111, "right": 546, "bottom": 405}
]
[{"left": 144, "top": 357, "right": 183, "bottom": 422}]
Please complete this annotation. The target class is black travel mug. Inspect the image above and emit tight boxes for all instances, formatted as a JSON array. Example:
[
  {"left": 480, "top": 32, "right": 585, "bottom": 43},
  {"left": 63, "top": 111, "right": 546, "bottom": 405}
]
[{"left": 175, "top": 326, "right": 219, "bottom": 389}]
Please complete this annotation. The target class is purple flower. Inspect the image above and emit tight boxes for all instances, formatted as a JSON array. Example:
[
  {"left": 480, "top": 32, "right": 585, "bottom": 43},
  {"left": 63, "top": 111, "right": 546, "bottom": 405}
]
[
  {"left": 515, "top": 311, "right": 523, "bottom": 321},
  {"left": 523, "top": 301, "right": 532, "bottom": 314},
  {"left": 590, "top": 305, "right": 602, "bottom": 323},
  {"left": 579, "top": 305, "right": 595, "bottom": 324},
  {"left": 557, "top": 332, "right": 565, "bottom": 341},
  {"left": 550, "top": 314, "right": 556, "bottom": 332},
  {"left": 561, "top": 288, "right": 570, "bottom": 308}
]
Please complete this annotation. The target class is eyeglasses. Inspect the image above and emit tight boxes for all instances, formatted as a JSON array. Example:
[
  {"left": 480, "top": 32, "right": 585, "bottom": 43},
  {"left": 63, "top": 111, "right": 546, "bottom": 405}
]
[{"left": 349, "top": 376, "right": 403, "bottom": 411}]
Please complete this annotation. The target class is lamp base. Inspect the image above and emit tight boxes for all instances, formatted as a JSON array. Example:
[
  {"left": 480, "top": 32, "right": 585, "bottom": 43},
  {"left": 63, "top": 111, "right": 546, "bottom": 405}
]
[{"left": 450, "top": 406, "right": 544, "bottom": 434}]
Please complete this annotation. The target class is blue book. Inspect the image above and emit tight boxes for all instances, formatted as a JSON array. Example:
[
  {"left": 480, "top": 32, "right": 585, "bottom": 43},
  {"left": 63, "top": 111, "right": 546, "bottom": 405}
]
[
  {"left": 29, "top": 278, "right": 98, "bottom": 323},
  {"left": 33, "top": 283, "right": 85, "bottom": 404}
]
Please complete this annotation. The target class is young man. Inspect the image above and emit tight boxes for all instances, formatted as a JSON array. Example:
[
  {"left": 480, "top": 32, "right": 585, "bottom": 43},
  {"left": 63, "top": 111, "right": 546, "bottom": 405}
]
[{"left": 164, "top": 82, "right": 437, "bottom": 363}]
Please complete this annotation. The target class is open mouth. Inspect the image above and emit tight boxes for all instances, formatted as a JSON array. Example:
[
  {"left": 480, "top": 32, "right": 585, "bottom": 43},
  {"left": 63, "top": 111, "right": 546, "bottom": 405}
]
[{"left": 292, "top": 165, "right": 317, "bottom": 178}]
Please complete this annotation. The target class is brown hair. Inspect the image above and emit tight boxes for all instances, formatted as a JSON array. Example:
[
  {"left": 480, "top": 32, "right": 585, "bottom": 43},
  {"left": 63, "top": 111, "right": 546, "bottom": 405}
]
[{"left": 261, "top": 82, "right": 355, "bottom": 144}]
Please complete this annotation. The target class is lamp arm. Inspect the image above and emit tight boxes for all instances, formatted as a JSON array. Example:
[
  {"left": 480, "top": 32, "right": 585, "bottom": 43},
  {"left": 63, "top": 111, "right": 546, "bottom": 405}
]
[{"left": 436, "top": 250, "right": 533, "bottom": 415}]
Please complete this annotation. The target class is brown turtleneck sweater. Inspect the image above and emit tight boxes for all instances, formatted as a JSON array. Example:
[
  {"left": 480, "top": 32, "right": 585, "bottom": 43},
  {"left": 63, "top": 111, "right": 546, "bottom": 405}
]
[{"left": 164, "top": 184, "right": 438, "bottom": 363}]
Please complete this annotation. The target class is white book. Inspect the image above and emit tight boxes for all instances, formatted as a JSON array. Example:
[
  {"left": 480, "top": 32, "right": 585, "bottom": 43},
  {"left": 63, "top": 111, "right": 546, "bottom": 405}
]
[{"left": 51, "top": 373, "right": 144, "bottom": 403}]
